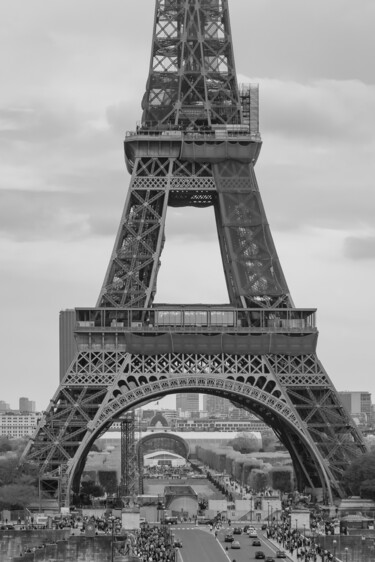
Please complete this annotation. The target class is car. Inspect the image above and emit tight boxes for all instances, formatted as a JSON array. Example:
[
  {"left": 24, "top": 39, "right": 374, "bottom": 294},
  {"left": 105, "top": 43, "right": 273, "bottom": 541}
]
[
  {"left": 265, "top": 557, "right": 275, "bottom": 562},
  {"left": 248, "top": 529, "right": 258, "bottom": 538},
  {"left": 276, "top": 551, "right": 286, "bottom": 558},
  {"left": 231, "top": 541, "right": 241, "bottom": 549},
  {"left": 197, "top": 517, "right": 212, "bottom": 525},
  {"left": 174, "top": 540, "right": 183, "bottom": 548},
  {"left": 224, "top": 533, "right": 234, "bottom": 543},
  {"left": 252, "top": 539, "right": 261, "bottom": 547},
  {"left": 255, "top": 551, "right": 265, "bottom": 559},
  {"left": 261, "top": 523, "right": 268, "bottom": 530},
  {"left": 233, "top": 527, "right": 242, "bottom": 535}
]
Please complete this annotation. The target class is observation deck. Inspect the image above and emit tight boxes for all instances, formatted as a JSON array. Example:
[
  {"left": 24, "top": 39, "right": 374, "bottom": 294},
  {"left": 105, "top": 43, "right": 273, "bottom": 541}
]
[
  {"left": 72, "top": 306, "right": 318, "bottom": 357},
  {"left": 75, "top": 305, "right": 316, "bottom": 334},
  {"left": 124, "top": 126, "right": 262, "bottom": 173}
]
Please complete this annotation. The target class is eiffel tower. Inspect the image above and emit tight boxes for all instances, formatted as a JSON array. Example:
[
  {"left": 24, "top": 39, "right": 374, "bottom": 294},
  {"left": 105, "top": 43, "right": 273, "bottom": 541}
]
[{"left": 22, "top": 0, "right": 366, "bottom": 506}]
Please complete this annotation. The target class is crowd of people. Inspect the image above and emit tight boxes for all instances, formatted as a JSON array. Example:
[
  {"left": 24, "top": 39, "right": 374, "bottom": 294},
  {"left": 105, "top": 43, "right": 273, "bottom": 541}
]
[
  {"left": 133, "top": 524, "right": 176, "bottom": 562},
  {"left": 266, "top": 520, "right": 336, "bottom": 562},
  {"left": 143, "top": 465, "right": 190, "bottom": 479}
]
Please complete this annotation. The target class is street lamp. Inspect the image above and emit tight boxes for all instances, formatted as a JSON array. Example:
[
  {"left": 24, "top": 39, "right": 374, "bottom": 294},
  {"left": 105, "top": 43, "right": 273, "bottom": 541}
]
[
  {"left": 109, "top": 515, "right": 116, "bottom": 562},
  {"left": 361, "top": 536, "right": 366, "bottom": 559},
  {"left": 344, "top": 546, "right": 348, "bottom": 562},
  {"left": 333, "top": 539, "right": 337, "bottom": 562}
]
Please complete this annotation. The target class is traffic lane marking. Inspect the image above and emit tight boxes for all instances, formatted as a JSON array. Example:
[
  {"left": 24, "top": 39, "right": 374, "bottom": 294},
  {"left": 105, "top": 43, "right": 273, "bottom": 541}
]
[{"left": 174, "top": 528, "right": 230, "bottom": 562}]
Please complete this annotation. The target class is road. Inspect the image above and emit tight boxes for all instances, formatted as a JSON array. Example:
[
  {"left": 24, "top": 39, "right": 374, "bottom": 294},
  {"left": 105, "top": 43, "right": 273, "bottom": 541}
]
[{"left": 172, "top": 524, "right": 289, "bottom": 562}]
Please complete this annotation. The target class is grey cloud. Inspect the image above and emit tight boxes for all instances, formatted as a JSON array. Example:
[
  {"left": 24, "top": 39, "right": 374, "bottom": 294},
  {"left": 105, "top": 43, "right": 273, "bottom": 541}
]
[
  {"left": 0, "top": 188, "right": 218, "bottom": 245},
  {"left": 257, "top": 79, "right": 375, "bottom": 144},
  {"left": 0, "top": 182, "right": 127, "bottom": 242},
  {"left": 0, "top": 105, "right": 84, "bottom": 143},
  {"left": 258, "top": 162, "right": 375, "bottom": 235},
  {"left": 344, "top": 236, "right": 375, "bottom": 260},
  {"left": 106, "top": 103, "right": 140, "bottom": 136},
  {"left": 165, "top": 208, "right": 219, "bottom": 243},
  {"left": 0, "top": 190, "right": 90, "bottom": 241},
  {"left": 1, "top": 1, "right": 374, "bottom": 248},
  {"left": 232, "top": 0, "right": 375, "bottom": 83}
]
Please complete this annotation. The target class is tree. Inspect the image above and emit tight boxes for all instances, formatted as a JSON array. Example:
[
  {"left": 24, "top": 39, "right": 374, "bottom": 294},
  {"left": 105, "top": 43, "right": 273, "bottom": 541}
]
[
  {"left": 360, "top": 479, "right": 375, "bottom": 500},
  {"left": 0, "top": 438, "right": 12, "bottom": 453},
  {"left": 0, "top": 455, "right": 38, "bottom": 487},
  {"left": 80, "top": 480, "right": 104, "bottom": 498},
  {"left": 262, "top": 434, "right": 277, "bottom": 452},
  {"left": 229, "top": 435, "right": 259, "bottom": 454},
  {"left": 0, "top": 484, "right": 38, "bottom": 510},
  {"left": 250, "top": 470, "right": 269, "bottom": 492},
  {"left": 342, "top": 450, "right": 375, "bottom": 497},
  {"left": 98, "top": 471, "right": 118, "bottom": 494},
  {"left": 0, "top": 457, "right": 20, "bottom": 486},
  {"left": 198, "top": 497, "right": 208, "bottom": 510},
  {"left": 77, "top": 480, "right": 104, "bottom": 505},
  {"left": 271, "top": 469, "right": 293, "bottom": 493}
]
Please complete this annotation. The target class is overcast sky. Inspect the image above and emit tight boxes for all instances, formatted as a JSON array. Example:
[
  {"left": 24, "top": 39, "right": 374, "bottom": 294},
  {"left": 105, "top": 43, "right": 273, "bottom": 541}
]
[{"left": 1, "top": 0, "right": 375, "bottom": 412}]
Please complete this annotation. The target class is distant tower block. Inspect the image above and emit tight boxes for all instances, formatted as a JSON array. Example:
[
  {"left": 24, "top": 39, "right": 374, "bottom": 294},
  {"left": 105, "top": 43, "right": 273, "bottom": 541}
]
[
  {"left": 22, "top": 0, "right": 366, "bottom": 506},
  {"left": 19, "top": 397, "right": 35, "bottom": 413},
  {"left": 176, "top": 394, "right": 200, "bottom": 415}
]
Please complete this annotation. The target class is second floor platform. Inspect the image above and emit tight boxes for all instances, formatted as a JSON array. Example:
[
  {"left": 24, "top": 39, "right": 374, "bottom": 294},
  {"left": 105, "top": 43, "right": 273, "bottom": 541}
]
[{"left": 73, "top": 305, "right": 317, "bottom": 335}]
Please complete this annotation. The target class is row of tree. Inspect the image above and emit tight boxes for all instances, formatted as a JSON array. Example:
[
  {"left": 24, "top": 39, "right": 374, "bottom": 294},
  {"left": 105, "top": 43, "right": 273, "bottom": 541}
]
[
  {"left": 0, "top": 438, "right": 39, "bottom": 510},
  {"left": 341, "top": 448, "right": 375, "bottom": 499},
  {"left": 227, "top": 434, "right": 375, "bottom": 499},
  {"left": 1, "top": 436, "right": 375, "bottom": 510}
]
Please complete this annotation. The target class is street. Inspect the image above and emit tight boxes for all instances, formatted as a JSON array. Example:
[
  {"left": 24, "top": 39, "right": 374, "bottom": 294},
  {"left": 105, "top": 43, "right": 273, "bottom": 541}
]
[{"left": 172, "top": 523, "right": 288, "bottom": 562}]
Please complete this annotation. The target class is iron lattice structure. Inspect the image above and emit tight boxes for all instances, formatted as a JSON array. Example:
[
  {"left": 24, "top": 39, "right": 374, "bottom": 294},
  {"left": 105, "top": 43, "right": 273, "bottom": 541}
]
[
  {"left": 120, "top": 414, "right": 137, "bottom": 497},
  {"left": 22, "top": 0, "right": 366, "bottom": 506}
]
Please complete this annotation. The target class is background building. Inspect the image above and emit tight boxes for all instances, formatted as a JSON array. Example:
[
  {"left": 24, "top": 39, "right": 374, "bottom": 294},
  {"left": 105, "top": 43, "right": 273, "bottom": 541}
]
[
  {"left": 0, "top": 401, "right": 10, "bottom": 412},
  {"left": 19, "top": 397, "right": 36, "bottom": 413},
  {"left": 339, "top": 391, "right": 372, "bottom": 425},
  {"left": 0, "top": 412, "right": 39, "bottom": 438},
  {"left": 203, "top": 395, "right": 230, "bottom": 416},
  {"left": 0, "top": 396, "right": 39, "bottom": 438},
  {"left": 176, "top": 393, "right": 199, "bottom": 416}
]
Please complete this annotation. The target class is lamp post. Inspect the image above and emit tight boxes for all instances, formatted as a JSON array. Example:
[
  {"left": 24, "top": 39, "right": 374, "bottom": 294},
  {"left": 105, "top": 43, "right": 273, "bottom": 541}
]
[
  {"left": 109, "top": 515, "right": 115, "bottom": 562},
  {"left": 250, "top": 496, "right": 253, "bottom": 522},
  {"left": 295, "top": 519, "right": 298, "bottom": 532},
  {"left": 361, "top": 536, "right": 365, "bottom": 560},
  {"left": 344, "top": 546, "right": 348, "bottom": 562},
  {"left": 333, "top": 539, "right": 337, "bottom": 562}
]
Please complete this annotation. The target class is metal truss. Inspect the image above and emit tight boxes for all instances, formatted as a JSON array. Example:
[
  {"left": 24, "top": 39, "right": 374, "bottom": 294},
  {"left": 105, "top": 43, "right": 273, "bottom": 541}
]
[
  {"left": 120, "top": 414, "right": 138, "bottom": 496},
  {"left": 22, "top": 347, "right": 366, "bottom": 504},
  {"left": 22, "top": 0, "right": 368, "bottom": 507},
  {"left": 213, "top": 161, "right": 292, "bottom": 308},
  {"left": 143, "top": 0, "right": 241, "bottom": 128},
  {"left": 98, "top": 154, "right": 291, "bottom": 310}
]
